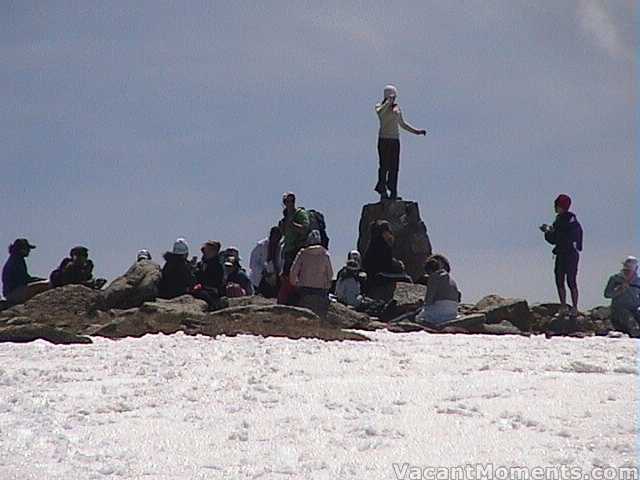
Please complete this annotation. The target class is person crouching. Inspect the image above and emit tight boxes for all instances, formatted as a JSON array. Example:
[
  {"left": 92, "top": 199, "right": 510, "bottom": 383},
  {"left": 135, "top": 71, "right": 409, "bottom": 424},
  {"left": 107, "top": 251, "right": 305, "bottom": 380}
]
[{"left": 290, "top": 230, "right": 333, "bottom": 318}]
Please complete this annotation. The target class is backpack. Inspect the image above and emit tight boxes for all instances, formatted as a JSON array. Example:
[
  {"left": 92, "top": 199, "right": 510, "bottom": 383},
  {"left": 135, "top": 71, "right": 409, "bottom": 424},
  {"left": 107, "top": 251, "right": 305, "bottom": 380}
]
[{"left": 307, "top": 209, "right": 330, "bottom": 249}]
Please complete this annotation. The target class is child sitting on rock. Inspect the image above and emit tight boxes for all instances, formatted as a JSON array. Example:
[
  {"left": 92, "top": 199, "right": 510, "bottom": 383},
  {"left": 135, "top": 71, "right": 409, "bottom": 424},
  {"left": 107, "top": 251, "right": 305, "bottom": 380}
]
[{"left": 335, "top": 251, "right": 366, "bottom": 308}]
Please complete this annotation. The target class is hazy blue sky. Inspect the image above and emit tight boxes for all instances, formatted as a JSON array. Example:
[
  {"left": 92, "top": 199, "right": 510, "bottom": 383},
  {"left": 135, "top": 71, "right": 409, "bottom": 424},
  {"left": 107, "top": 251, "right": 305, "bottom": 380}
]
[{"left": 1, "top": 1, "right": 636, "bottom": 308}]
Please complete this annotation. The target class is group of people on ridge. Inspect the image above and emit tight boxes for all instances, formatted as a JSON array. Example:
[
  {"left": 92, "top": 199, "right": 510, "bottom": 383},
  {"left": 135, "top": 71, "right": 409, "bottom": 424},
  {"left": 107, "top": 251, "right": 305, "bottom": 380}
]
[{"left": 1, "top": 85, "right": 637, "bottom": 335}]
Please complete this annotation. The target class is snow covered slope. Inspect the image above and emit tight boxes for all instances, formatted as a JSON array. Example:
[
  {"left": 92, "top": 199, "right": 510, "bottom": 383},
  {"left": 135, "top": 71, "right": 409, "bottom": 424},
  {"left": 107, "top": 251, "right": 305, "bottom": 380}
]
[{"left": 0, "top": 332, "right": 636, "bottom": 479}]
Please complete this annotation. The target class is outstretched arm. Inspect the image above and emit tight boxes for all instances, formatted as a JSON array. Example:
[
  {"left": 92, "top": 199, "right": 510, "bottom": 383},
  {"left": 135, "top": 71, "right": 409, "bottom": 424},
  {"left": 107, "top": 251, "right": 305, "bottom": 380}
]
[{"left": 398, "top": 109, "right": 426, "bottom": 135}]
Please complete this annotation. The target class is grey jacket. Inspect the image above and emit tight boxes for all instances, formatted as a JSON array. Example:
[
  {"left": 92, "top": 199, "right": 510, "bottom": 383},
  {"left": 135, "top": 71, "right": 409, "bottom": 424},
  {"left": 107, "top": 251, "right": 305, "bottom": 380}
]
[
  {"left": 604, "top": 272, "right": 640, "bottom": 311},
  {"left": 425, "top": 270, "right": 461, "bottom": 306}
]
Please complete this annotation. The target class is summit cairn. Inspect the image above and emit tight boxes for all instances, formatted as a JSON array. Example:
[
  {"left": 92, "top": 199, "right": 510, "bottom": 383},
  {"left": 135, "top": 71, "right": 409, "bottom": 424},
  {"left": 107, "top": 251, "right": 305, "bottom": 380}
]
[{"left": 357, "top": 199, "right": 432, "bottom": 282}]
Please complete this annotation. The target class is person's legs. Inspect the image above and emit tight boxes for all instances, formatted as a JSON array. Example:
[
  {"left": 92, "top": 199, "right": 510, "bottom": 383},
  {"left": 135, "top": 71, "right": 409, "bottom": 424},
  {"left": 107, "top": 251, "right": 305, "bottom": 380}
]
[
  {"left": 375, "top": 138, "right": 388, "bottom": 195},
  {"left": 566, "top": 252, "right": 579, "bottom": 315},
  {"left": 387, "top": 139, "right": 400, "bottom": 199},
  {"left": 554, "top": 257, "right": 567, "bottom": 309}
]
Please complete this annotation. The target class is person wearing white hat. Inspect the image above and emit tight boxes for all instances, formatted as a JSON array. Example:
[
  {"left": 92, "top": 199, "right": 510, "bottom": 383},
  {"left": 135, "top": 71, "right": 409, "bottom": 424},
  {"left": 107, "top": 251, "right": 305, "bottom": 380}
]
[
  {"left": 604, "top": 256, "right": 640, "bottom": 337},
  {"left": 137, "top": 249, "right": 152, "bottom": 262},
  {"left": 158, "top": 238, "right": 195, "bottom": 299},
  {"left": 374, "top": 84, "right": 427, "bottom": 200}
]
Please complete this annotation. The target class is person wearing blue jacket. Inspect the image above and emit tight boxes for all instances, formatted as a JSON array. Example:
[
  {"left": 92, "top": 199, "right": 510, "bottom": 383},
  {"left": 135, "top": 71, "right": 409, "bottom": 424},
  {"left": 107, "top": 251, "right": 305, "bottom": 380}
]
[
  {"left": 540, "top": 194, "right": 583, "bottom": 317},
  {"left": 2, "top": 238, "right": 49, "bottom": 305}
]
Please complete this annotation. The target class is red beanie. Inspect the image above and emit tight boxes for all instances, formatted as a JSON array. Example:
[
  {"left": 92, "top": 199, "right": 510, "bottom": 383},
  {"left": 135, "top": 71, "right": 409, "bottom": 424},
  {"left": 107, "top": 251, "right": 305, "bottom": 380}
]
[{"left": 554, "top": 194, "right": 572, "bottom": 211}]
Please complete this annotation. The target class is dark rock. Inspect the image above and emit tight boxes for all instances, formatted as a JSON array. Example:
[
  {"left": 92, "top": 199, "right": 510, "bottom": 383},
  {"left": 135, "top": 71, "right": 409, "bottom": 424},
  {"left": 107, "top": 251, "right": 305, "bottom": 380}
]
[
  {"left": 326, "top": 302, "right": 371, "bottom": 329},
  {"left": 0, "top": 285, "right": 100, "bottom": 329},
  {"left": 482, "top": 320, "right": 527, "bottom": 336},
  {"left": 474, "top": 295, "right": 531, "bottom": 332},
  {"left": 93, "top": 295, "right": 208, "bottom": 338},
  {"left": 386, "top": 320, "right": 425, "bottom": 333},
  {"left": 357, "top": 200, "right": 432, "bottom": 282},
  {"left": 99, "top": 260, "right": 162, "bottom": 310},
  {"left": 359, "top": 320, "right": 388, "bottom": 331},
  {"left": 439, "top": 314, "right": 486, "bottom": 333},
  {"left": 227, "top": 295, "right": 275, "bottom": 309},
  {"left": 393, "top": 283, "right": 425, "bottom": 313},
  {"left": 194, "top": 305, "right": 369, "bottom": 342},
  {"left": 0, "top": 324, "right": 92, "bottom": 345}
]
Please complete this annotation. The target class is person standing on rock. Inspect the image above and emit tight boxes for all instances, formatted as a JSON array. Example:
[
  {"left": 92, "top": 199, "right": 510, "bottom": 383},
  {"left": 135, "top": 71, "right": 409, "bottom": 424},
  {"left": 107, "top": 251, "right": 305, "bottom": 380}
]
[
  {"left": 540, "top": 194, "right": 583, "bottom": 318},
  {"left": 277, "top": 192, "right": 310, "bottom": 304},
  {"left": 249, "top": 226, "right": 283, "bottom": 298},
  {"left": 375, "top": 85, "right": 427, "bottom": 200},
  {"left": 604, "top": 256, "right": 640, "bottom": 337},
  {"left": 1, "top": 238, "right": 49, "bottom": 305}
]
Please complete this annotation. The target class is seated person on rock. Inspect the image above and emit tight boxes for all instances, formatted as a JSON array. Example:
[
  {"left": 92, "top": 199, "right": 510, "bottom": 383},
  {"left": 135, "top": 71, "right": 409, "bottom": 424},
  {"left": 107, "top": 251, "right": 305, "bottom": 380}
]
[
  {"left": 249, "top": 226, "right": 283, "bottom": 298},
  {"left": 158, "top": 238, "right": 196, "bottom": 299},
  {"left": 362, "top": 220, "right": 407, "bottom": 300},
  {"left": 290, "top": 230, "right": 333, "bottom": 317},
  {"left": 335, "top": 250, "right": 367, "bottom": 308},
  {"left": 194, "top": 240, "right": 224, "bottom": 296},
  {"left": 49, "top": 246, "right": 107, "bottom": 289},
  {"left": 416, "top": 255, "right": 461, "bottom": 326},
  {"left": 604, "top": 256, "right": 640, "bottom": 337},
  {"left": 136, "top": 249, "right": 152, "bottom": 262},
  {"left": 2, "top": 238, "right": 49, "bottom": 305},
  {"left": 222, "top": 248, "right": 253, "bottom": 297}
]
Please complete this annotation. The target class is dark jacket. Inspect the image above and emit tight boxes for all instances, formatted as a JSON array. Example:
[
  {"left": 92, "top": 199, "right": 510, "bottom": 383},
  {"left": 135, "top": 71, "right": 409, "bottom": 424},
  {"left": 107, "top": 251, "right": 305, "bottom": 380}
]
[
  {"left": 363, "top": 237, "right": 393, "bottom": 287},
  {"left": 425, "top": 270, "right": 461, "bottom": 305},
  {"left": 226, "top": 268, "right": 253, "bottom": 296},
  {"left": 195, "top": 255, "right": 224, "bottom": 294},
  {"left": 158, "top": 253, "right": 195, "bottom": 299},
  {"left": 544, "top": 212, "right": 583, "bottom": 256},
  {"left": 50, "top": 258, "right": 94, "bottom": 288},
  {"left": 2, "top": 254, "right": 38, "bottom": 297}
]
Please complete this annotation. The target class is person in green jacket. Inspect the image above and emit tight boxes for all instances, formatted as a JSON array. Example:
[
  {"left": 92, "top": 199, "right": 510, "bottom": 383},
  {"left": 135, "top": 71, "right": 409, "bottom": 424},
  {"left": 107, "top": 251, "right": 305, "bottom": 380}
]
[{"left": 278, "top": 192, "right": 310, "bottom": 274}]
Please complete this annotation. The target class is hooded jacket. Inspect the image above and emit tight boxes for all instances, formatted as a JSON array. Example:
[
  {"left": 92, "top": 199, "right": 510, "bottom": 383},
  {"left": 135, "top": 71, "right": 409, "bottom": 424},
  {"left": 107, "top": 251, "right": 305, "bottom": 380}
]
[
  {"left": 289, "top": 245, "right": 333, "bottom": 290},
  {"left": 424, "top": 270, "right": 461, "bottom": 306},
  {"left": 544, "top": 212, "right": 583, "bottom": 256},
  {"left": 195, "top": 255, "right": 224, "bottom": 294},
  {"left": 159, "top": 252, "right": 195, "bottom": 299}
]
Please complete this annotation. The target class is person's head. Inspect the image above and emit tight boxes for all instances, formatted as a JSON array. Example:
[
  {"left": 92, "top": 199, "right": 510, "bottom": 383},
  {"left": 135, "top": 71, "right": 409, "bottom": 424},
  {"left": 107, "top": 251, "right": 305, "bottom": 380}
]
[
  {"left": 172, "top": 238, "right": 189, "bottom": 258},
  {"left": 306, "top": 229, "right": 322, "bottom": 247},
  {"left": 282, "top": 192, "right": 296, "bottom": 212},
  {"left": 224, "top": 257, "right": 239, "bottom": 274},
  {"left": 554, "top": 194, "right": 572, "bottom": 214},
  {"left": 424, "top": 256, "right": 442, "bottom": 275},
  {"left": 201, "top": 240, "right": 221, "bottom": 259},
  {"left": 137, "top": 249, "right": 152, "bottom": 261},
  {"left": 430, "top": 253, "right": 451, "bottom": 273},
  {"left": 622, "top": 256, "right": 638, "bottom": 276},
  {"left": 8, "top": 238, "right": 36, "bottom": 257},
  {"left": 269, "top": 226, "right": 282, "bottom": 244},
  {"left": 347, "top": 250, "right": 361, "bottom": 266},
  {"left": 69, "top": 246, "right": 89, "bottom": 262},
  {"left": 383, "top": 84, "right": 397, "bottom": 103}
]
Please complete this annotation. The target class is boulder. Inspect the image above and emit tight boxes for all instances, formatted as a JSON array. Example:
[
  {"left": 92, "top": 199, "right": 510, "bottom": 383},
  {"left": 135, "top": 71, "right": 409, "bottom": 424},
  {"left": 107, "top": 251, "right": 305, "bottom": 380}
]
[
  {"left": 386, "top": 321, "right": 425, "bottom": 333},
  {"left": 0, "top": 324, "right": 92, "bottom": 345},
  {"left": 99, "top": 260, "right": 162, "bottom": 310},
  {"left": 0, "top": 285, "right": 100, "bottom": 329},
  {"left": 393, "top": 283, "right": 426, "bottom": 312},
  {"left": 93, "top": 295, "right": 208, "bottom": 338},
  {"left": 326, "top": 302, "right": 371, "bottom": 329},
  {"left": 438, "top": 314, "right": 487, "bottom": 333},
  {"left": 227, "top": 295, "right": 275, "bottom": 309},
  {"left": 357, "top": 200, "right": 432, "bottom": 282},
  {"left": 482, "top": 320, "right": 527, "bottom": 336},
  {"left": 193, "top": 305, "right": 369, "bottom": 342},
  {"left": 473, "top": 295, "right": 531, "bottom": 332}
]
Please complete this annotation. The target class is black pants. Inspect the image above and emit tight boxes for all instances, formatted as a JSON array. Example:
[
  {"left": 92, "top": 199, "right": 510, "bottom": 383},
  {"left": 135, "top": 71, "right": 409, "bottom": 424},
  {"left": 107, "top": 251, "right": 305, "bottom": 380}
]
[{"left": 376, "top": 138, "right": 400, "bottom": 197}]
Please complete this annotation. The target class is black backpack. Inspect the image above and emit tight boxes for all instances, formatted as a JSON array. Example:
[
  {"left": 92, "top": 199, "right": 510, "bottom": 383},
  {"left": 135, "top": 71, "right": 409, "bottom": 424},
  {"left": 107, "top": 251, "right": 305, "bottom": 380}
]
[{"left": 307, "top": 209, "right": 330, "bottom": 249}]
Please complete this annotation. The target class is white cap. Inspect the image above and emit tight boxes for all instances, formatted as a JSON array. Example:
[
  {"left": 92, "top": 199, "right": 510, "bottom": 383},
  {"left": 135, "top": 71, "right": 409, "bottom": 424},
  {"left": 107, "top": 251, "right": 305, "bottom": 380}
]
[
  {"left": 172, "top": 238, "right": 189, "bottom": 256},
  {"left": 383, "top": 85, "right": 398, "bottom": 99},
  {"left": 622, "top": 256, "right": 638, "bottom": 270},
  {"left": 137, "top": 249, "right": 151, "bottom": 261}
]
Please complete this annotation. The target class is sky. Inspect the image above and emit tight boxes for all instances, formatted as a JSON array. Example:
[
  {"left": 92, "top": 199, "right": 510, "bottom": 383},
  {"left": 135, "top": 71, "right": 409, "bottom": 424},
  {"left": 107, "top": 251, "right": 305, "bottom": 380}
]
[{"left": 1, "top": 1, "right": 636, "bottom": 308}]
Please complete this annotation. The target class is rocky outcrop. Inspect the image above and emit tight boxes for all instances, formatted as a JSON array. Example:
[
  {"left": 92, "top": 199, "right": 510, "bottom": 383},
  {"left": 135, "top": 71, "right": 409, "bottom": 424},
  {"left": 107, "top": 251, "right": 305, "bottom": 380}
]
[
  {"left": 0, "top": 324, "right": 92, "bottom": 344},
  {"left": 0, "top": 285, "right": 101, "bottom": 329},
  {"left": 473, "top": 295, "right": 531, "bottom": 332},
  {"left": 357, "top": 200, "right": 432, "bottom": 281},
  {"left": 188, "top": 305, "right": 369, "bottom": 342},
  {"left": 99, "top": 260, "right": 162, "bottom": 310}
]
